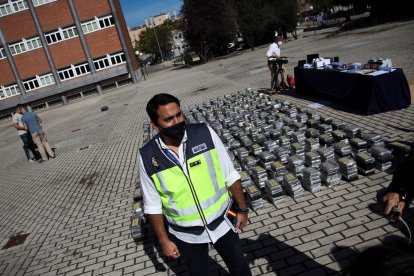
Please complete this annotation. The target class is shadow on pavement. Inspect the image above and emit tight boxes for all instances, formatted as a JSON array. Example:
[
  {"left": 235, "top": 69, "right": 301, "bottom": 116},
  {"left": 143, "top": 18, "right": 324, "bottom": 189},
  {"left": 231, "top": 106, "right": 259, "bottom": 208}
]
[
  {"left": 242, "top": 233, "right": 341, "bottom": 276},
  {"left": 138, "top": 230, "right": 346, "bottom": 275}
]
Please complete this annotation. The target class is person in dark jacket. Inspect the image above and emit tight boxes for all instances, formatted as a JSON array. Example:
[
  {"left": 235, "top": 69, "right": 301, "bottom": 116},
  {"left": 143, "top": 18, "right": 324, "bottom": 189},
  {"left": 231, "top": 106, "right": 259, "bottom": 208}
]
[{"left": 383, "top": 152, "right": 414, "bottom": 217}]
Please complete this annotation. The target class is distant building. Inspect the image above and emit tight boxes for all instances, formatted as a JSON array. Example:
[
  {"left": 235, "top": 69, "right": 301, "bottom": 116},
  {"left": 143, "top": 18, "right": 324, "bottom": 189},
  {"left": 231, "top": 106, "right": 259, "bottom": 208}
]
[
  {"left": 128, "top": 25, "right": 145, "bottom": 48},
  {"left": 127, "top": 9, "right": 181, "bottom": 46},
  {"left": 153, "top": 11, "right": 170, "bottom": 27},
  {"left": 171, "top": 29, "right": 185, "bottom": 58},
  {"left": 0, "top": 0, "right": 139, "bottom": 119}
]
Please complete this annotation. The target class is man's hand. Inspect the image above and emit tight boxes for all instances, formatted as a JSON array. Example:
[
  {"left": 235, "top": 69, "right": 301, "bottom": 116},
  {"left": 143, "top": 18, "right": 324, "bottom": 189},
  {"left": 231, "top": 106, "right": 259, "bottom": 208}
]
[
  {"left": 147, "top": 214, "right": 181, "bottom": 259},
  {"left": 160, "top": 239, "right": 180, "bottom": 259},
  {"left": 383, "top": 192, "right": 405, "bottom": 217},
  {"left": 235, "top": 213, "right": 248, "bottom": 231},
  {"left": 229, "top": 180, "right": 249, "bottom": 231}
]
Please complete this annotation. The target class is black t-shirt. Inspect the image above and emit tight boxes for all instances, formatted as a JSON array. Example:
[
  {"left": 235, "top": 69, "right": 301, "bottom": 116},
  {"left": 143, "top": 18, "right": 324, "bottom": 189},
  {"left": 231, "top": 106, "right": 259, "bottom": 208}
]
[{"left": 387, "top": 156, "right": 414, "bottom": 198}]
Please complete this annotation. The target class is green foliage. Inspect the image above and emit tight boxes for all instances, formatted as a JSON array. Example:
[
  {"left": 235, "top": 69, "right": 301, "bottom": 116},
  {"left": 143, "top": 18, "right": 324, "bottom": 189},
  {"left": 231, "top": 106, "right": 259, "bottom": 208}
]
[
  {"left": 233, "top": 0, "right": 270, "bottom": 50},
  {"left": 181, "top": 0, "right": 237, "bottom": 62},
  {"left": 136, "top": 20, "right": 174, "bottom": 60},
  {"left": 180, "top": 0, "right": 299, "bottom": 58}
]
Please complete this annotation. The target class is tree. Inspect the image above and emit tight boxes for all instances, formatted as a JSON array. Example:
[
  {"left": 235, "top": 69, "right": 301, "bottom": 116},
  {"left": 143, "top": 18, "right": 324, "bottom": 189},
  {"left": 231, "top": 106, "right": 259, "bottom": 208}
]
[
  {"left": 181, "top": 0, "right": 237, "bottom": 62},
  {"left": 233, "top": 0, "right": 271, "bottom": 50},
  {"left": 136, "top": 20, "right": 174, "bottom": 61},
  {"left": 272, "top": 0, "right": 299, "bottom": 39}
]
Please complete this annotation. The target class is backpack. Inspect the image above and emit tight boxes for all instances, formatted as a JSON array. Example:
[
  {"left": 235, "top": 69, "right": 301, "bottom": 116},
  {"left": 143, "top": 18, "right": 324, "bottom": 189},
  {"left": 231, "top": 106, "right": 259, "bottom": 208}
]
[{"left": 287, "top": 74, "right": 295, "bottom": 88}]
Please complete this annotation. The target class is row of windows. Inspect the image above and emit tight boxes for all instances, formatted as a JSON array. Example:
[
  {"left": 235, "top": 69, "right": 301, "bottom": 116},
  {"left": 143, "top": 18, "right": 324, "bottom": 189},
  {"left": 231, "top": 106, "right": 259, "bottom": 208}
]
[
  {"left": 23, "top": 73, "right": 55, "bottom": 91},
  {"left": 0, "top": 0, "right": 57, "bottom": 17},
  {"left": 82, "top": 16, "right": 115, "bottom": 34},
  {"left": 94, "top": 52, "right": 126, "bottom": 71},
  {"left": 45, "top": 26, "right": 78, "bottom": 45},
  {"left": 0, "top": 52, "right": 126, "bottom": 99},
  {"left": 0, "top": 84, "right": 20, "bottom": 99},
  {"left": 58, "top": 63, "right": 90, "bottom": 81},
  {"left": 0, "top": 15, "right": 115, "bottom": 60},
  {"left": 8, "top": 37, "right": 42, "bottom": 55}
]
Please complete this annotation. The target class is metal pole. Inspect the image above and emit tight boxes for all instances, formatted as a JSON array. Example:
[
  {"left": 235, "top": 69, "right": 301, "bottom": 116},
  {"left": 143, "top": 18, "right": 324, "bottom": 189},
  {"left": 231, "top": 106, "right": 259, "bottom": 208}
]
[
  {"left": 0, "top": 27, "right": 25, "bottom": 95},
  {"left": 67, "top": 0, "right": 96, "bottom": 74},
  {"left": 26, "top": 0, "right": 61, "bottom": 85},
  {"left": 153, "top": 28, "right": 164, "bottom": 62},
  {"left": 150, "top": 18, "right": 164, "bottom": 62},
  {"left": 108, "top": 0, "right": 138, "bottom": 83}
]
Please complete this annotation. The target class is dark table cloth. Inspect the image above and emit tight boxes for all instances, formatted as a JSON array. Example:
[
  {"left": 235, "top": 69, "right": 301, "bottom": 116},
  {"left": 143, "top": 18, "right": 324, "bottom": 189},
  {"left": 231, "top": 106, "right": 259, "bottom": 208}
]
[{"left": 294, "top": 67, "right": 411, "bottom": 115}]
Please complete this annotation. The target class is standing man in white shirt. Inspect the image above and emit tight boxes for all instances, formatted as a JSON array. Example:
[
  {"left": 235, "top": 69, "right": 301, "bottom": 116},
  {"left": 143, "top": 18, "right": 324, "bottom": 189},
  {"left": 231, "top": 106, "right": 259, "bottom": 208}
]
[
  {"left": 138, "top": 93, "right": 251, "bottom": 275},
  {"left": 266, "top": 35, "right": 288, "bottom": 93}
]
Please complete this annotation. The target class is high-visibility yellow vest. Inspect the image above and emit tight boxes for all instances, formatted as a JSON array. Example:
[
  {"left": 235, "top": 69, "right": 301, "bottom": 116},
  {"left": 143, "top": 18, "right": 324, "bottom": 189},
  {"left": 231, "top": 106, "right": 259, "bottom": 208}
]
[{"left": 140, "top": 123, "right": 229, "bottom": 227}]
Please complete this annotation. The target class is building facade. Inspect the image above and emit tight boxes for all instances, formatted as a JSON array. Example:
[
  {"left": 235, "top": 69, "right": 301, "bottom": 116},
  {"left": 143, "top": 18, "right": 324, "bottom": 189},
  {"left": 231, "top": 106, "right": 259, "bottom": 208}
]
[
  {"left": 0, "top": 0, "right": 139, "bottom": 119},
  {"left": 127, "top": 9, "right": 180, "bottom": 48}
]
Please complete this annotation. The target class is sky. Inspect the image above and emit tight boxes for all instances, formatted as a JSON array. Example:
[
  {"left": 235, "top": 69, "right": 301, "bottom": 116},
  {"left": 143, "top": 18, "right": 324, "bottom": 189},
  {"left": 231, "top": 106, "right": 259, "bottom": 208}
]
[{"left": 119, "top": 0, "right": 183, "bottom": 28}]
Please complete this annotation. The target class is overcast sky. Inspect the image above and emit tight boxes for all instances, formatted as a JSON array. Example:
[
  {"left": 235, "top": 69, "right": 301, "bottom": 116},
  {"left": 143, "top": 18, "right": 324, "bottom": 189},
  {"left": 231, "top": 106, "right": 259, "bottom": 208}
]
[{"left": 119, "top": 0, "right": 183, "bottom": 27}]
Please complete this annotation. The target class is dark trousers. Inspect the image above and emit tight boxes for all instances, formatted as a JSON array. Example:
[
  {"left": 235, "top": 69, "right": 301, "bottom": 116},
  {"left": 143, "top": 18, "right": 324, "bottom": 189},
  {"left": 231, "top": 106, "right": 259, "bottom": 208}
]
[
  {"left": 174, "top": 230, "right": 251, "bottom": 276},
  {"left": 19, "top": 133, "right": 39, "bottom": 160}
]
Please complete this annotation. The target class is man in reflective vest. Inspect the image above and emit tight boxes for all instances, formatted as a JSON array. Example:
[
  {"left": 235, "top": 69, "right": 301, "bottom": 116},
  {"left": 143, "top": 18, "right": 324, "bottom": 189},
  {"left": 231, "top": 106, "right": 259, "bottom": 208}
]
[{"left": 139, "top": 93, "right": 251, "bottom": 275}]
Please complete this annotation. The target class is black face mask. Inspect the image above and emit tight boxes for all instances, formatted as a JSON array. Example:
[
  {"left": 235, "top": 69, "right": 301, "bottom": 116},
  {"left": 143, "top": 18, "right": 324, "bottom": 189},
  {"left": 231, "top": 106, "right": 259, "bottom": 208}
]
[{"left": 161, "top": 121, "right": 185, "bottom": 141}]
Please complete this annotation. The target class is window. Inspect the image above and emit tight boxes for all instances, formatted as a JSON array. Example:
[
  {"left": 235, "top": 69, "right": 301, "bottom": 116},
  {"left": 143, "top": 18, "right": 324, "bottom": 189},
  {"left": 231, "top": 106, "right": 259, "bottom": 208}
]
[
  {"left": 94, "top": 52, "right": 125, "bottom": 71},
  {"left": 58, "top": 63, "right": 90, "bottom": 81},
  {"left": 0, "top": 48, "right": 5, "bottom": 59},
  {"left": 94, "top": 58, "right": 110, "bottom": 70},
  {"left": 0, "top": 84, "right": 21, "bottom": 100},
  {"left": 45, "top": 26, "right": 77, "bottom": 44},
  {"left": 82, "top": 15, "right": 114, "bottom": 34},
  {"left": 33, "top": 0, "right": 57, "bottom": 6},
  {"left": 98, "top": 16, "right": 114, "bottom": 29},
  {"left": 12, "top": 0, "right": 28, "bottom": 11},
  {"left": 0, "top": 0, "right": 54, "bottom": 17},
  {"left": 0, "top": 4, "right": 13, "bottom": 16},
  {"left": 24, "top": 79, "right": 40, "bottom": 91},
  {"left": 2, "top": 84, "right": 20, "bottom": 98},
  {"left": 39, "top": 74, "right": 55, "bottom": 86},
  {"left": 22, "top": 73, "right": 55, "bottom": 91},
  {"left": 9, "top": 42, "right": 26, "bottom": 55},
  {"left": 25, "top": 37, "right": 42, "bottom": 50},
  {"left": 82, "top": 21, "right": 98, "bottom": 34},
  {"left": 58, "top": 67, "right": 75, "bottom": 81},
  {"left": 62, "top": 27, "right": 77, "bottom": 39},
  {"left": 74, "top": 63, "right": 90, "bottom": 76},
  {"left": 45, "top": 31, "right": 62, "bottom": 44},
  {"left": 1, "top": 0, "right": 57, "bottom": 17},
  {"left": 6, "top": 37, "right": 42, "bottom": 56},
  {"left": 110, "top": 53, "right": 125, "bottom": 65}
]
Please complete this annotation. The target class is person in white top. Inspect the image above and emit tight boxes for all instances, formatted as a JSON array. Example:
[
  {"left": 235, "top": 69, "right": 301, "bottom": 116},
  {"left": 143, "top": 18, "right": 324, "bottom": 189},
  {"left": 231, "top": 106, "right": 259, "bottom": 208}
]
[
  {"left": 266, "top": 35, "right": 288, "bottom": 93},
  {"left": 12, "top": 105, "right": 39, "bottom": 162}
]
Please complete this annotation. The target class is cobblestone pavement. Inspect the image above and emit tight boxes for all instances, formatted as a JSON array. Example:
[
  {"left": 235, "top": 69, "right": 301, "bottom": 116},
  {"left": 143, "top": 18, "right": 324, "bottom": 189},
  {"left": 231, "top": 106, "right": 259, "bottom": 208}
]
[{"left": 1, "top": 20, "right": 413, "bottom": 276}]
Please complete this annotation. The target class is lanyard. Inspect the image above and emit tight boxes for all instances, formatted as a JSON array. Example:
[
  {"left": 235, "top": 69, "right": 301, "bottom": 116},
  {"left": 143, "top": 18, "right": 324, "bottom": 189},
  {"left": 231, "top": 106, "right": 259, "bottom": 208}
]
[{"left": 162, "top": 147, "right": 181, "bottom": 167}]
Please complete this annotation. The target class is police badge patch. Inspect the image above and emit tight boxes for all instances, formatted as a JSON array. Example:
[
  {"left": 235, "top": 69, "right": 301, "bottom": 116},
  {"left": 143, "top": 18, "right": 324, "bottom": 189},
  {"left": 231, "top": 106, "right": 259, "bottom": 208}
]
[
  {"left": 192, "top": 143, "right": 207, "bottom": 154},
  {"left": 151, "top": 156, "right": 160, "bottom": 168}
]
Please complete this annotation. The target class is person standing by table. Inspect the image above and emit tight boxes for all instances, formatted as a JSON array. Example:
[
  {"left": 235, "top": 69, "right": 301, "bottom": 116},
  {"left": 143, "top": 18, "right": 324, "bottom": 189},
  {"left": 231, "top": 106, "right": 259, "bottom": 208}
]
[
  {"left": 266, "top": 35, "right": 288, "bottom": 94},
  {"left": 18, "top": 104, "right": 55, "bottom": 163},
  {"left": 138, "top": 93, "right": 251, "bottom": 275}
]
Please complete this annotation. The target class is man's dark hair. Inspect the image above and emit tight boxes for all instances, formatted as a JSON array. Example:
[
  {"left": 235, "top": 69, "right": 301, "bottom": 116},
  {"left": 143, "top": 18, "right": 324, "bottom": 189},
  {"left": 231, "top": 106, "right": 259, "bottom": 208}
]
[
  {"left": 146, "top": 93, "right": 180, "bottom": 122},
  {"left": 16, "top": 103, "right": 24, "bottom": 109}
]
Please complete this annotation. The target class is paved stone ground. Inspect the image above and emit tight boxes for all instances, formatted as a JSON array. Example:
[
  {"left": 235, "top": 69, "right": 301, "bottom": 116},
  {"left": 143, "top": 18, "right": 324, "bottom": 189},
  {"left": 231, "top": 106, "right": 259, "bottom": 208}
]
[{"left": 0, "top": 20, "right": 413, "bottom": 276}]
